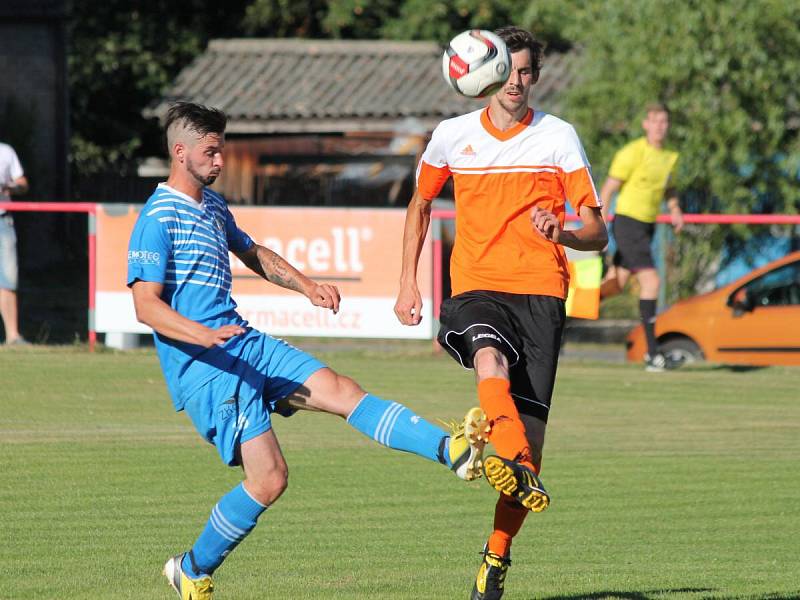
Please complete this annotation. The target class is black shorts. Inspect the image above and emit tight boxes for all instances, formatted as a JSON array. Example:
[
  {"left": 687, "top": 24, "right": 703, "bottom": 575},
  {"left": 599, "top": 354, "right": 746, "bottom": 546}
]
[
  {"left": 437, "top": 290, "right": 566, "bottom": 423},
  {"left": 612, "top": 214, "right": 656, "bottom": 271}
]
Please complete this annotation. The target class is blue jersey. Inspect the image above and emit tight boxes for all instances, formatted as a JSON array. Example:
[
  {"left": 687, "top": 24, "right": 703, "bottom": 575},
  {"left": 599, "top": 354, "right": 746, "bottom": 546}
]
[{"left": 127, "top": 183, "right": 255, "bottom": 410}]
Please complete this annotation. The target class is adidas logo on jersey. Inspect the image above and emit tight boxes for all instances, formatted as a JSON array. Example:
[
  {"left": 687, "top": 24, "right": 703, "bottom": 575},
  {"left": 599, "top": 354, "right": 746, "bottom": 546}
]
[{"left": 460, "top": 144, "right": 476, "bottom": 156}]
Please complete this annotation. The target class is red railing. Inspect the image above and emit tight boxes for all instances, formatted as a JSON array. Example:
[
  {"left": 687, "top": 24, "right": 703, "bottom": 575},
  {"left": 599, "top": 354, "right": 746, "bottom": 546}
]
[
  {"left": 431, "top": 209, "right": 800, "bottom": 224},
  {"left": 429, "top": 209, "right": 800, "bottom": 321},
  {"left": 1, "top": 202, "right": 798, "bottom": 350}
]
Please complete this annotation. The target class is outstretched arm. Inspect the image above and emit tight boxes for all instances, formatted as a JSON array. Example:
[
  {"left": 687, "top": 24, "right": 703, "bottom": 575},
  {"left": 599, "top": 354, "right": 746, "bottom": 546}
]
[
  {"left": 131, "top": 280, "right": 244, "bottom": 347},
  {"left": 235, "top": 243, "right": 340, "bottom": 313},
  {"left": 394, "top": 190, "right": 431, "bottom": 326}
]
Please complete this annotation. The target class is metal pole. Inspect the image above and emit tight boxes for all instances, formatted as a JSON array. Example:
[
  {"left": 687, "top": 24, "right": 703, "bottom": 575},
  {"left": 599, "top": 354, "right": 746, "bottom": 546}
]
[
  {"left": 88, "top": 208, "right": 97, "bottom": 352},
  {"left": 431, "top": 216, "right": 442, "bottom": 351},
  {"left": 657, "top": 222, "right": 668, "bottom": 310}
]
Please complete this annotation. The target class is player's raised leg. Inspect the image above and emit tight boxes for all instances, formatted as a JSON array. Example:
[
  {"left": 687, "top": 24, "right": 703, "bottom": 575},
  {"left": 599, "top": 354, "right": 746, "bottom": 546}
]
[
  {"left": 289, "top": 367, "right": 490, "bottom": 480},
  {"left": 447, "top": 406, "right": 492, "bottom": 480},
  {"left": 475, "top": 373, "right": 535, "bottom": 469},
  {"left": 483, "top": 455, "right": 549, "bottom": 512}
]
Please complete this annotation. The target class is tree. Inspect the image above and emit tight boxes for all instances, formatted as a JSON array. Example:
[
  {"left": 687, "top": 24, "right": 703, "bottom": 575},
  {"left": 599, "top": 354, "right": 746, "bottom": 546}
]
[
  {"left": 243, "top": 0, "right": 571, "bottom": 47},
  {"left": 241, "top": 0, "right": 330, "bottom": 37},
  {"left": 68, "top": 0, "right": 252, "bottom": 177},
  {"left": 67, "top": 0, "right": 571, "bottom": 181},
  {"left": 68, "top": 1, "right": 800, "bottom": 300},
  {"left": 557, "top": 0, "right": 800, "bottom": 299}
]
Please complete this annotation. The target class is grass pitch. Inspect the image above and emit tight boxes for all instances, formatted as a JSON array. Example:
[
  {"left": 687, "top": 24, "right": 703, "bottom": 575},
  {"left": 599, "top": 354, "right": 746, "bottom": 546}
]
[{"left": 0, "top": 342, "right": 798, "bottom": 599}]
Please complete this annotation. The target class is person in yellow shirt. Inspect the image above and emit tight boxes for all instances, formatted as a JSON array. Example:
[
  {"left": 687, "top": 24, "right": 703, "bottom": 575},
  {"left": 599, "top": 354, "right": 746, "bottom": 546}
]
[{"left": 599, "top": 103, "right": 684, "bottom": 371}]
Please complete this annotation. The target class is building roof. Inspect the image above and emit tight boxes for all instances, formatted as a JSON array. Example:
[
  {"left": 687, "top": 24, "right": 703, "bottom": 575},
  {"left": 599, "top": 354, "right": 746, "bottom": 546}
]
[{"left": 147, "top": 38, "right": 577, "bottom": 134}]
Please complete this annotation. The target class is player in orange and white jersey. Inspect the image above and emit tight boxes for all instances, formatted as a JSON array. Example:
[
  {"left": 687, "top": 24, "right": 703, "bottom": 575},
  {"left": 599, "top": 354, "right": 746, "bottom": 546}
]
[{"left": 395, "top": 26, "right": 608, "bottom": 600}]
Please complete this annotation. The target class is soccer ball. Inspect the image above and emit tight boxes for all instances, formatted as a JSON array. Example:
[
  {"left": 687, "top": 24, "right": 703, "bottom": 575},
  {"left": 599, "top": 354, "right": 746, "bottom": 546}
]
[{"left": 442, "top": 29, "right": 511, "bottom": 98}]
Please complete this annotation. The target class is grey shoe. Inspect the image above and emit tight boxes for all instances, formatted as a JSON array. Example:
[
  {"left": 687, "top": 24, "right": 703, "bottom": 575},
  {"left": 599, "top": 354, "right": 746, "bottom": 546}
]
[{"left": 644, "top": 352, "right": 681, "bottom": 372}]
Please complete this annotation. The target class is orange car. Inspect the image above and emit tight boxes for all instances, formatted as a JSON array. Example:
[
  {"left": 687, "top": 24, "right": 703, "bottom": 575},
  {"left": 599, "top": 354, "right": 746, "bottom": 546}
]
[{"left": 627, "top": 250, "right": 800, "bottom": 366}]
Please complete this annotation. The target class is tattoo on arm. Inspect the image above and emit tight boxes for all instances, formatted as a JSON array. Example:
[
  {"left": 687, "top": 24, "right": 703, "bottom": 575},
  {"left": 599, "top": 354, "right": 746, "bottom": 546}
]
[{"left": 258, "top": 246, "right": 304, "bottom": 293}]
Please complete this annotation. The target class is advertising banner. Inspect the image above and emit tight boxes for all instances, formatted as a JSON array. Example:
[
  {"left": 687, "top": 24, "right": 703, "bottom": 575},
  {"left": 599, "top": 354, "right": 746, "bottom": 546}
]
[
  {"left": 96, "top": 204, "right": 433, "bottom": 339},
  {"left": 563, "top": 225, "right": 602, "bottom": 320}
]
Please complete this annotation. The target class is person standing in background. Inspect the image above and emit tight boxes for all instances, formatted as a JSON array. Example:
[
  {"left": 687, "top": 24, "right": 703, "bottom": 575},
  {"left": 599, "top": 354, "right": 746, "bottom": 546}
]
[
  {"left": 599, "top": 103, "right": 684, "bottom": 372},
  {"left": 0, "top": 141, "right": 30, "bottom": 345}
]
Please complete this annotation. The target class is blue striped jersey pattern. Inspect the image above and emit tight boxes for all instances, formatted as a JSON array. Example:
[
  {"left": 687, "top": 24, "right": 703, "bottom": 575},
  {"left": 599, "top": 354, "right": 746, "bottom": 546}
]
[{"left": 127, "top": 183, "right": 254, "bottom": 409}]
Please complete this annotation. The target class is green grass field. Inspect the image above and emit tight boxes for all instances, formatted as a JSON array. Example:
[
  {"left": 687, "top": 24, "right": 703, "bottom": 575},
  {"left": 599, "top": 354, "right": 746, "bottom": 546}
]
[{"left": 1, "top": 342, "right": 798, "bottom": 599}]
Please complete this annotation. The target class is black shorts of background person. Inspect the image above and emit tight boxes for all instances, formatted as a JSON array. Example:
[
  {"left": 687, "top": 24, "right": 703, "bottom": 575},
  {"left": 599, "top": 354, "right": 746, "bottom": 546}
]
[{"left": 612, "top": 214, "right": 656, "bottom": 271}]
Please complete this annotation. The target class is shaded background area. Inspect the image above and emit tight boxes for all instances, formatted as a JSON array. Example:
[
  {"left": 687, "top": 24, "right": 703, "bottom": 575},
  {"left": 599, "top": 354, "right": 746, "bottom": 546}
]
[
  {"left": 1, "top": 0, "right": 798, "bottom": 342},
  {"left": 11, "top": 213, "right": 87, "bottom": 343}
]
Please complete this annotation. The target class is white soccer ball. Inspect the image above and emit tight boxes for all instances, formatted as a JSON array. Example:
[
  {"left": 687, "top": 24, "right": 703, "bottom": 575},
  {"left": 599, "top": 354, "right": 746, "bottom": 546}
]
[{"left": 442, "top": 29, "right": 511, "bottom": 98}]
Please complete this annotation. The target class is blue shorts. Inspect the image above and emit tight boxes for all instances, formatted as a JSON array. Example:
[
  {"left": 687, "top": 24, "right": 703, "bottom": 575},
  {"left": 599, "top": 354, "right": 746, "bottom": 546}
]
[
  {"left": 183, "top": 331, "right": 325, "bottom": 466},
  {"left": 0, "top": 214, "right": 18, "bottom": 291}
]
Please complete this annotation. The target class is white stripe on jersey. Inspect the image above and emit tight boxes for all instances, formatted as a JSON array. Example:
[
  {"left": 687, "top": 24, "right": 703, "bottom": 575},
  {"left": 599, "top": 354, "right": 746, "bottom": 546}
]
[
  {"left": 164, "top": 279, "right": 229, "bottom": 290},
  {"left": 167, "top": 267, "right": 231, "bottom": 281},
  {"left": 151, "top": 196, "right": 200, "bottom": 210},
  {"left": 166, "top": 227, "right": 226, "bottom": 249},
  {"left": 149, "top": 184, "right": 237, "bottom": 296},
  {"left": 170, "top": 248, "right": 224, "bottom": 257},
  {"left": 157, "top": 215, "right": 219, "bottom": 237},
  {"left": 173, "top": 238, "right": 226, "bottom": 253},
  {"left": 450, "top": 166, "right": 561, "bottom": 175},
  {"left": 173, "top": 258, "right": 224, "bottom": 270},
  {"left": 146, "top": 206, "right": 203, "bottom": 218}
]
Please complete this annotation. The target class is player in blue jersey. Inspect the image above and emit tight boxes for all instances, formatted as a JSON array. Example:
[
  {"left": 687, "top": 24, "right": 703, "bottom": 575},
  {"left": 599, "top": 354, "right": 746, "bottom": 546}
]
[{"left": 127, "top": 102, "right": 490, "bottom": 600}]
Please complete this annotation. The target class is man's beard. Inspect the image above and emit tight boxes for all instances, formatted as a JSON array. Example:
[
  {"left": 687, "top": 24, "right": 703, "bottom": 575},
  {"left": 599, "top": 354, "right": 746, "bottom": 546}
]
[
  {"left": 187, "top": 159, "right": 219, "bottom": 186},
  {"left": 497, "top": 91, "right": 527, "bottom": 116}
]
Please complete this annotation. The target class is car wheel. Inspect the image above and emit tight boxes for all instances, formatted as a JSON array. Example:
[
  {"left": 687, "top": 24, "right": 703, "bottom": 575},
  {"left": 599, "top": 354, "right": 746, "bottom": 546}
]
[{"left": 660, "top": 337, "right": 703, "bottom": 364}]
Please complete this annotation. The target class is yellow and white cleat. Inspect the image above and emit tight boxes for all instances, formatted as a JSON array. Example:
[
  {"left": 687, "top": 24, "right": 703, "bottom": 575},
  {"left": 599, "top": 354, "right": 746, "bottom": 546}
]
[
  {"left": 483, "top": 455, "right": 550, "bottom": 512},
  {"left": 446, "top": 407, "right": 491, "bottom": 481},
  {"left": 164, "top": 554, "right": 214, "bottom": 600}
]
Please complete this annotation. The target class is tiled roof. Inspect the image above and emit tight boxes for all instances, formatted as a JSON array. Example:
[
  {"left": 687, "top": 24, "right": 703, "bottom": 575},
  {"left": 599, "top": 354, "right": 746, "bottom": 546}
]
[{"left": 147, "top": 38, "right": 577, "bottom": 134}]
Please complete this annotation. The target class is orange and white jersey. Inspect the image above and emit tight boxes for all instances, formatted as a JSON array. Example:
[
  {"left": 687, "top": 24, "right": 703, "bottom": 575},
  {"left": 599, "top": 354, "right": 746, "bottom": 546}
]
[{"left": 417, "top": 107, "right": 600, "bottom": 299}]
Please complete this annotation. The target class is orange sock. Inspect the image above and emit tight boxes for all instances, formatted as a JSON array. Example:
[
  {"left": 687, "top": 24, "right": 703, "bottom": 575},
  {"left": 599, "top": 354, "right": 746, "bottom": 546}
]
[
  {"left": 478, "top": 378, "right": 534, "bottom": 470},
  {"left": 487, "top": 494, "right": 529, "bottom": 557}
]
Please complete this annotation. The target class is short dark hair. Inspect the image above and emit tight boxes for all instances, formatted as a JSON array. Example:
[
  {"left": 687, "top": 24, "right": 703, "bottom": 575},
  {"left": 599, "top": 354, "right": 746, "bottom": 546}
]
[
  {"left": 495, "top": 26, "right": 545, "bottom": 79},
  {"left": 645, "top": 101, "right": 670, "bottom": 116},
  {"left": 165, "top": 101, "right": 227, "bottom": 139}
]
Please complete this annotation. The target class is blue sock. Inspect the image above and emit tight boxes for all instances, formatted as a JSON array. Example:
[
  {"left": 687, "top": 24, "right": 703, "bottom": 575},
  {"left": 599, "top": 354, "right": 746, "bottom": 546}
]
[
  {"left": 346, "top": 394, "right": 450, "bottom": 465},
  {"left": 182, "top": 483, "right": 268, "bottom": 577}
]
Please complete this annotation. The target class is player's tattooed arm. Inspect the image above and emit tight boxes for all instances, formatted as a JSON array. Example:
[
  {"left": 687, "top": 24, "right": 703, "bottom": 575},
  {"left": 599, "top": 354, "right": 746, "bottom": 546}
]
[
  {"left": 235, "top": 244, "right": 341, "bottom": 313},
  {"left": 237, "top": 244, "right": 308, "bottom": 294}
]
